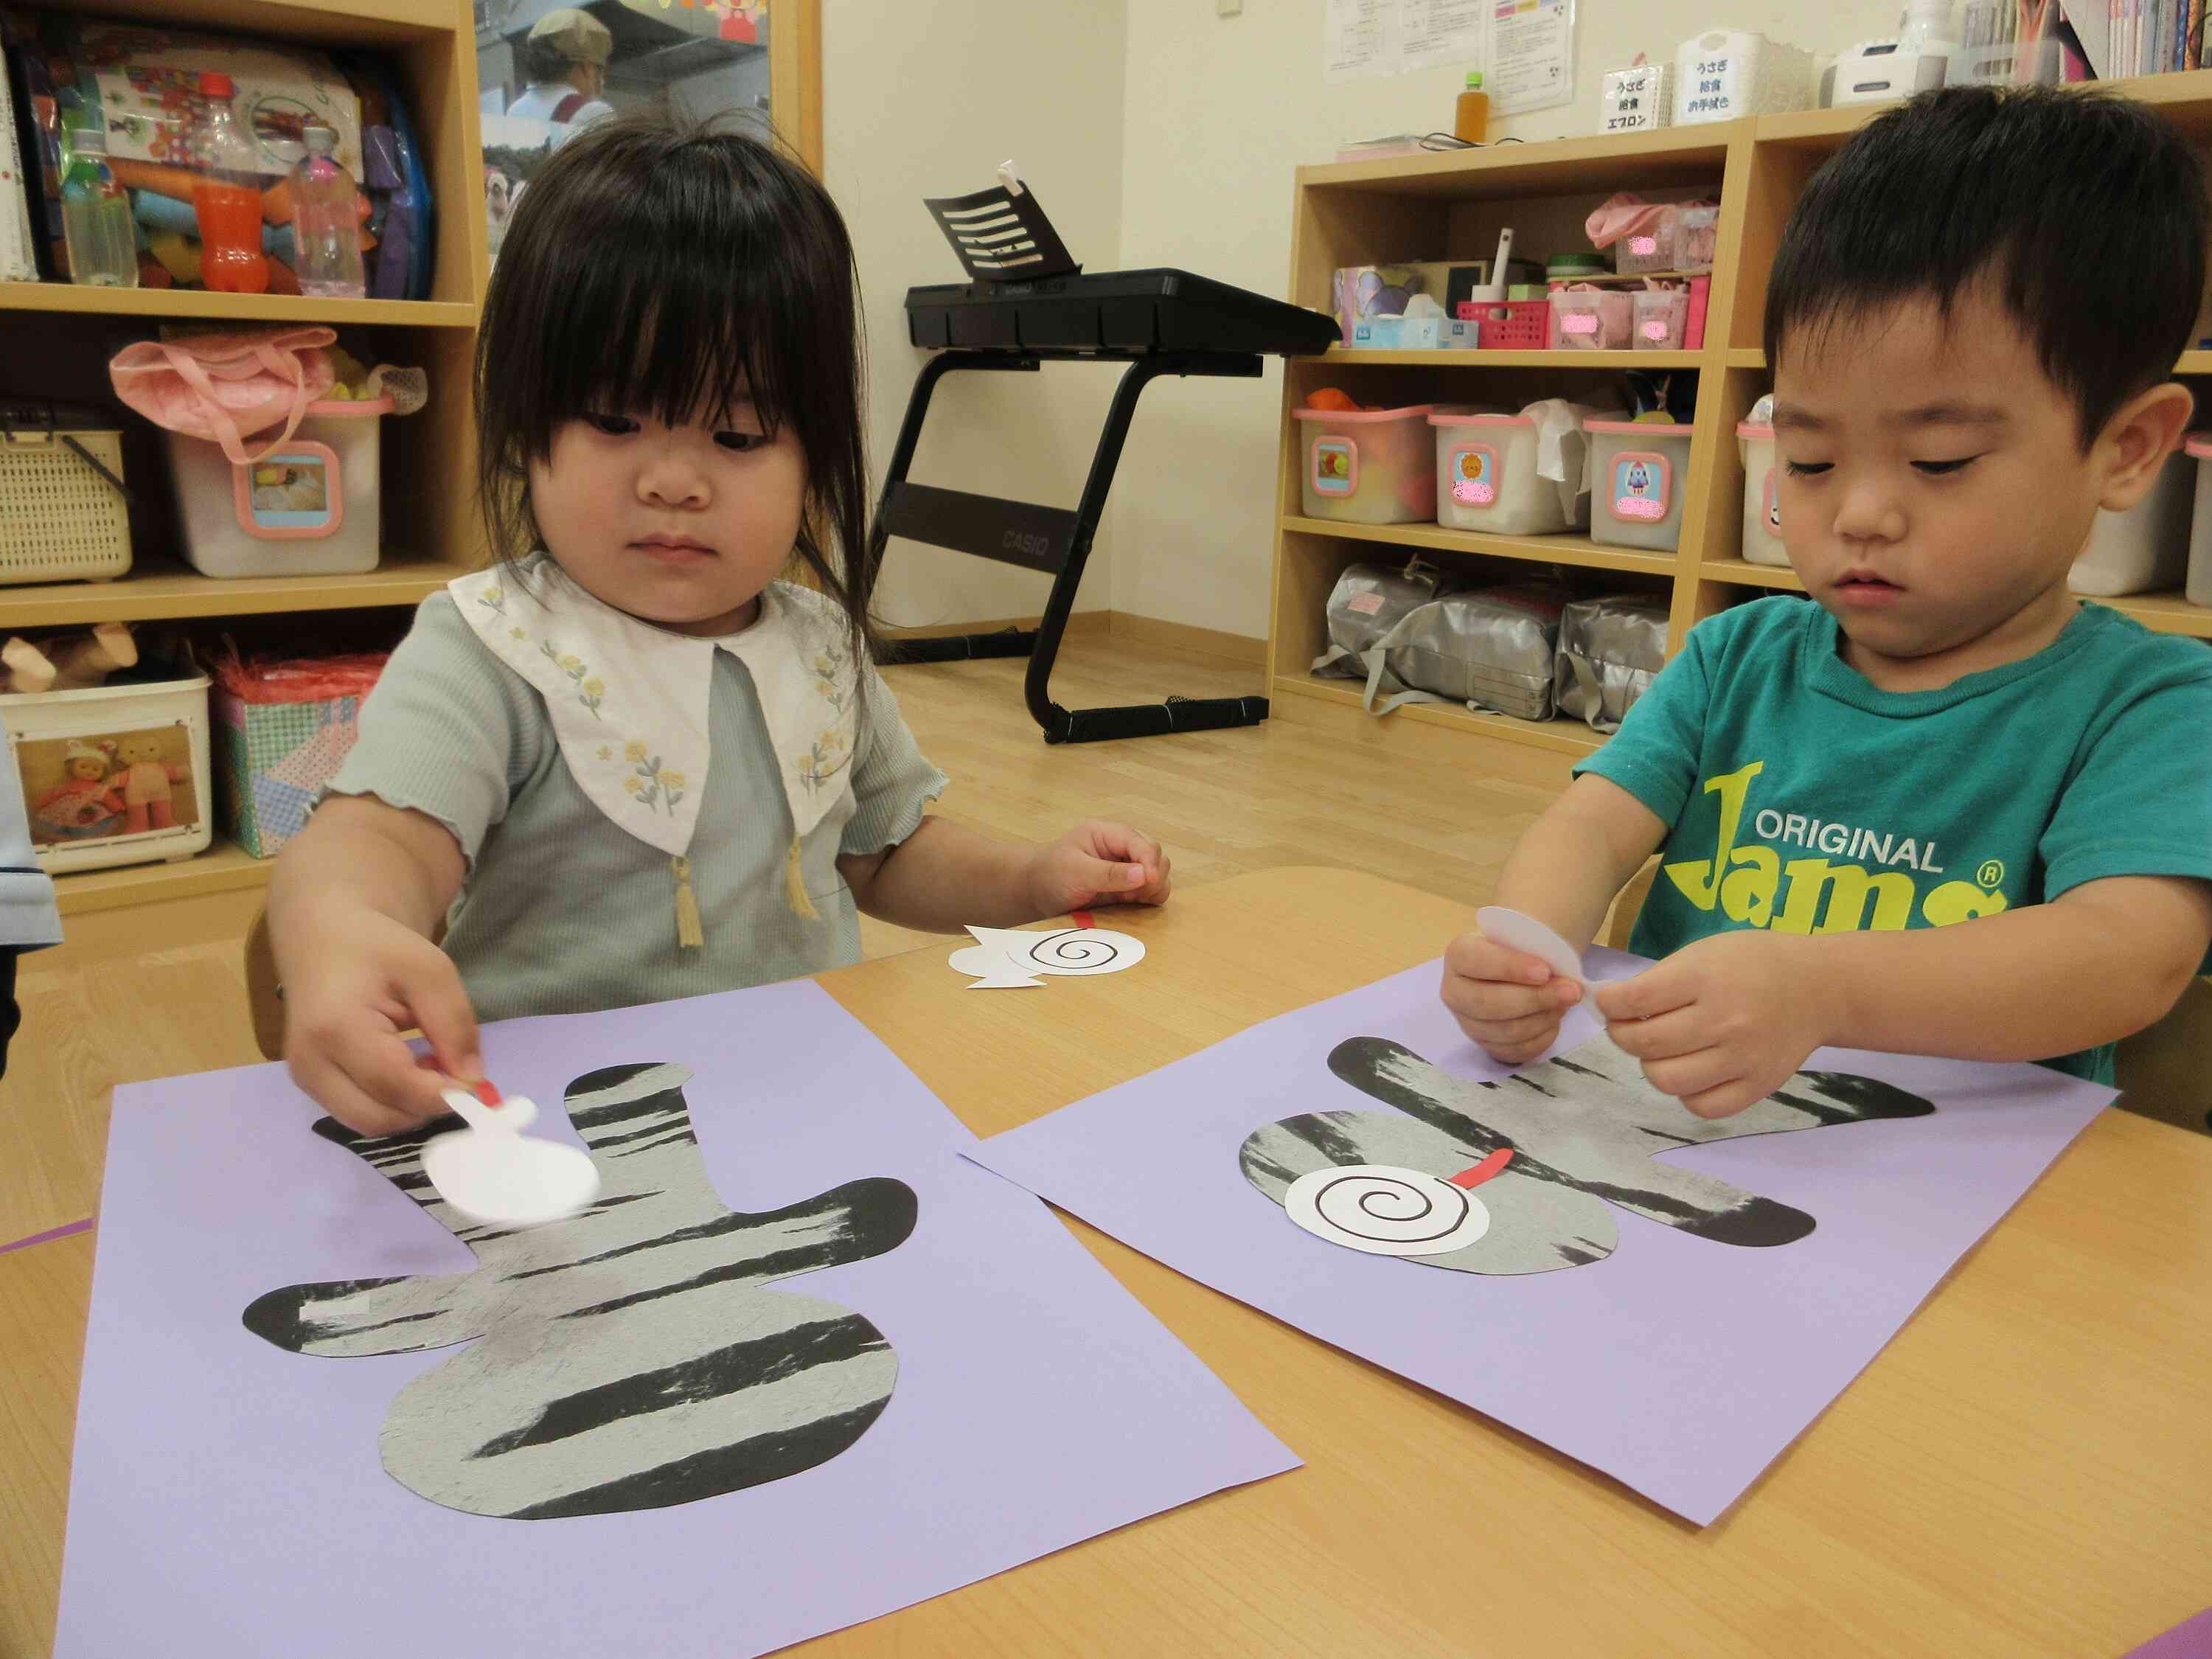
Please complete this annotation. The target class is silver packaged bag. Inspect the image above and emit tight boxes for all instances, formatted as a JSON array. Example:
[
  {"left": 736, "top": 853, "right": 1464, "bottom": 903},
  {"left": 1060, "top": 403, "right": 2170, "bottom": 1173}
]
[
  {"left": 1554, "top": 593, "right": 1669, "bottom": 732},
  {"left": 1312, "top": 557, "right": 1463, "bottom": 680},
  {"left": 1361, "top": 584, "right": 1569, "bottom": 722}
]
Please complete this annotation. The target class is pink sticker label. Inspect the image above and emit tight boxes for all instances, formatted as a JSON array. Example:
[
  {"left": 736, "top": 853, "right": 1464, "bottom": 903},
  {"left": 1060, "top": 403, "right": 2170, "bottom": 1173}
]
[
  {"left": 1453, "top": 479, "right": 1498, "bottom": 505},
  {"left": 1641, "top": 319, "right": 1672, "bottom": 342},
  {"left": 1615, "top": 495, "right": 1667, "bottom": 521},
  {"left": 1347, "top": 592, "right": 1385, "bottom": 615},
  {"left": 1561, "top": 312, "right": 1600, "bottom": 335},
  {"left": 1609, "top": 452, "right": 1672, "bottom": 524},
  {"left": 1629, "top": 234, "right": 1660, "bottom": 257}
]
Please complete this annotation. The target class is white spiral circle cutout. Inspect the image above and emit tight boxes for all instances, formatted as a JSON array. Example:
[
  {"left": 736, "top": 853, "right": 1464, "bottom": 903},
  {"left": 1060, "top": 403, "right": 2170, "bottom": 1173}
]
[
  {"left": 1283, "top": 1164, "right": 1492, "bottom": 1257},
  {"left": 1018, "top": 928, "right": 1145, "bottom": 976}
]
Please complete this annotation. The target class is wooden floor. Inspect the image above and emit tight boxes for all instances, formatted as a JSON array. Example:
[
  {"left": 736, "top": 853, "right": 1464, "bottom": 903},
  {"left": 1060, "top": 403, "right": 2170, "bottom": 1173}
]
[{"left": 0, "top": 635, "right": 1568, "bottom": 1257}]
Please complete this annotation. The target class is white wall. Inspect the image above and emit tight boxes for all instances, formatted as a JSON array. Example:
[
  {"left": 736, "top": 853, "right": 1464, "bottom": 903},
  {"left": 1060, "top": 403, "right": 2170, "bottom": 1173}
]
[
  {"left": 824, "top": 1, "right": 1130, "bottom": 629},
  {"left": 1110, "top": 0, "right": 1899, "bottom": 639}
]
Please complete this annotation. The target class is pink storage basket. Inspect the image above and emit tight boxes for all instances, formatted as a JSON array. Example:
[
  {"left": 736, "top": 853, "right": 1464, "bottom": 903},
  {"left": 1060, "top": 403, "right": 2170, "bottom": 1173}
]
[{"left": 1294, "top": 403, "right": 1439, "bottom": 525}]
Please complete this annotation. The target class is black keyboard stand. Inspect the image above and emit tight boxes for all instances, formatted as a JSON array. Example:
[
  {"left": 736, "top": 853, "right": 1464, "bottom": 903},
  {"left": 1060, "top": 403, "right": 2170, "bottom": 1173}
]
[{"left": 872, "top": 346, "right": 1270, "bottom": 744}]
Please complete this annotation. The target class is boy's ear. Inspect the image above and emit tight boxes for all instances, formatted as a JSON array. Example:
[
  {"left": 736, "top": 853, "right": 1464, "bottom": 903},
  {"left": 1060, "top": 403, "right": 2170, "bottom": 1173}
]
[{"left": 2096, "top": 380, "right": 2196, "bottom": 512}]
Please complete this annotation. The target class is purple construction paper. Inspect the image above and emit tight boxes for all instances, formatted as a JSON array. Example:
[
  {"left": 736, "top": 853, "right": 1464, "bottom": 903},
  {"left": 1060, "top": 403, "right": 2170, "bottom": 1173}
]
[
  {"left": 967, "top": 953, "right": 2112, "bottom": 1526},
  {"left": 2127, "top": 1610, "right": 2212, "bottom": 1659},
  {"left": 55, "top": 979, "right": 1295, "bottom": 1658}
]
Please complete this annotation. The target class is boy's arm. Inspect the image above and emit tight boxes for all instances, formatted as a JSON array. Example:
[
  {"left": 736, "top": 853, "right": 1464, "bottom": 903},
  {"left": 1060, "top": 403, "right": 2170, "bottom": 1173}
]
[
  {"left": 1490, "top": 773, "right": 1670, "bottom": 952},
  {"left": 1599, "top": 875, "right": 2212, "bottom": 1116},
  {"left": 837, "top": 815, "right": 1170, "bottom": 933}
]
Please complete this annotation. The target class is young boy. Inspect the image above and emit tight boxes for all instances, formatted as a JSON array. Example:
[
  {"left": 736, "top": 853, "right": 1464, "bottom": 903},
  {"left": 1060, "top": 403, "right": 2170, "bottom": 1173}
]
[{"left": 1444, "top": 86, "right": 2212, "bottom": 1118}]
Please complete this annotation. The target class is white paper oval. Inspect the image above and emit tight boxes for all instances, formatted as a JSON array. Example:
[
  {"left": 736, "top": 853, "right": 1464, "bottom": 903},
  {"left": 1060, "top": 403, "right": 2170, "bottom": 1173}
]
[
  {"left": 422, "top": 1130, "right": 601, "bottom": 1227},
  {"left": 1283, "top": 1164, "right": 1492, "bottom": 1257},
  {"left": 1020, "top": 928, "right": 1145, "bottom": 976}
]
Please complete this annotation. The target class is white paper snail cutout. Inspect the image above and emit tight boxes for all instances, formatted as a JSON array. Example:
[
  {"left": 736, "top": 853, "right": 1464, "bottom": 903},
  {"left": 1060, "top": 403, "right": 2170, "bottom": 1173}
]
[
  {"left": 948, "top": 924, "right": 1147, "bottom": 990},
  {"left": 422, "top": 1086, "right": 602, "bottom": 1227},
  {"left": 1282, "top": 1148, "right": 1514, "bottom": 1258}
]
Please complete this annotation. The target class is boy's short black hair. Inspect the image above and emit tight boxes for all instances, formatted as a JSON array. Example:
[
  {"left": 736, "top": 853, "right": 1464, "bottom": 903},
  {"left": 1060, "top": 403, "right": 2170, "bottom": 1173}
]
[
  {"left": 1766, "top": 86, "right": 2207, "bottom": 445},
  {"left": 476, "top": 110, "right": 877, "bottom": 659}
]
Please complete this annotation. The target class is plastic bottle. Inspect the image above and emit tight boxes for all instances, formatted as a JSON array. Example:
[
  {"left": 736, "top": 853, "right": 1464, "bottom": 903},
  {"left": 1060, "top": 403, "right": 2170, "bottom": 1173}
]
[
  {"left": 1898, "top": 0, "right": 1959, "bottom": 90},
  {"left": 190, "top": 72, "right": 268, "bottom": 294},
  {"left": 1454, "top": 70, "right": 1490, "bottom": 144},
  {"left": 290, "top": 125, "right": 366, "bottom": 299},
  {"left": 60, "top": 125, "right": 138, "bottom": 289}
]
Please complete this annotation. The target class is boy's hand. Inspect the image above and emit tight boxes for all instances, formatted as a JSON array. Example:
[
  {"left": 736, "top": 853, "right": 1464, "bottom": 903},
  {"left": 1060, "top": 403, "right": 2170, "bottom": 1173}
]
[
  {"left": 1024, "top": 820, "right": 1173, "bottom": 915},
  {"left": 1596, "top": 931, "right": 1826, "bottom": 1119},
  {"left": 282, "top": 905, "right": 483, "bottom": 1138},
  {"left": 1441, "top": 928, "right": 1583, "bottom": 1065}
]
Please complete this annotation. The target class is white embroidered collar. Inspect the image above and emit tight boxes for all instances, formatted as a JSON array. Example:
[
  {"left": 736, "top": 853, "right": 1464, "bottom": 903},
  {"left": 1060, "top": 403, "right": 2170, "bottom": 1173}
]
[{"left": 449, "top": 558, "right": 860, "bottom": 863}]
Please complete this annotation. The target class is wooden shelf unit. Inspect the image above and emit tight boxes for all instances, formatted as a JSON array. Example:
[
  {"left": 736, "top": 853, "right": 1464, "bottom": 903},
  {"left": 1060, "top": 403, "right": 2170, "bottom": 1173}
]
[
  {"left": 1269, "top": 85, "right": 2212, "bottom": 764},
  {"left": 2, "top": 0, "right": 492, "bottom": 916}
]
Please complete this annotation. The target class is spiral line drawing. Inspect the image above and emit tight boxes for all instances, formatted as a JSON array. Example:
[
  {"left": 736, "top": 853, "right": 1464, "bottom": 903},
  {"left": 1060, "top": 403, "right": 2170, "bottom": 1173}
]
[
  {"left": 1023, "top": 930, "right": 1140, "bottom": 975},
  {"left": 1282, "top": 1164, "right": 1492, "bottom": 1258}
]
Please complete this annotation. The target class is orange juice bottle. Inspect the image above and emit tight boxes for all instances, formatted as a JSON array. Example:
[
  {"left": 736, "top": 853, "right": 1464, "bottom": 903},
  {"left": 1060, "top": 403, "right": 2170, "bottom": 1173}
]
[
  {"left": 190, "top": 72, "right": 268, "bottom": 295},
  {"left": 1455, "top": 71, "right": 1490, "bottom": 144}
]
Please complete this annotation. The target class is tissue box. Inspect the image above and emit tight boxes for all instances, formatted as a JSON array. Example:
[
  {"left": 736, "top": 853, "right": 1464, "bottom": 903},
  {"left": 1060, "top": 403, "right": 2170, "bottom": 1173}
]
[{"left": 1352, "top": 315, "right": 1442, "bottom": 349}]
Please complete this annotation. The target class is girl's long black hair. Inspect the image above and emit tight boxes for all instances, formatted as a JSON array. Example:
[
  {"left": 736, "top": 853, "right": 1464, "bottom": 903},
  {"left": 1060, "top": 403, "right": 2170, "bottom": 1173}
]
[{"left": 474, "top": 111, "right": 877, "bottom": 662}]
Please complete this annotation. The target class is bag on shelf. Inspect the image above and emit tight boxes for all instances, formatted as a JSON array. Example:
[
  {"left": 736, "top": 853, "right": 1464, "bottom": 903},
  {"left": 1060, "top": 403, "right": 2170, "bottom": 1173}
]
[
  {"left": 1312, "top": 557, "right": 1464, "bottom": 679},
  {"left": 1554, "top": 594, "right": 1669, "bottom": 732},
  {"left": 212, "top": 647, "right": 389, "bottom": 857},
  {"left": 1357, "top": 583, "right": 1571, "bottom": 723}
]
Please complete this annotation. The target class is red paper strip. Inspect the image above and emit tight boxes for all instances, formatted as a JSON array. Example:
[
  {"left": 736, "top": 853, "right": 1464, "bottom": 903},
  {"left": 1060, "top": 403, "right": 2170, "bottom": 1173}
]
[
  {"left": 1070, "top": 910, "right": 1096, "bottom": 929},
  {"left": 1447, "top": 1147, "right": 1514, "bottom": 1189}
]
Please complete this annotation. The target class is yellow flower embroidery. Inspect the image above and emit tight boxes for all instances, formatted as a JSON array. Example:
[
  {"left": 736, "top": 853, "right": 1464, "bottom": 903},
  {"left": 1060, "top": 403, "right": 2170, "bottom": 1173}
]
[
  {"left": 597, "top": 745, "right": 612, "bottom": 762},
  {"left": 625, "top": 740, "right": 650, "bottom": 763},
  {"left": 582, "top": 678, "right": 605, "bottom": 700},
  {"left": 658, "top": 770, "right": 686, "bottom": 791},
  {"left": 557, "top": 655, "right": 582, "bottom": 674},
  {"left": 623, "top": 776, "right": 644, "bottom": 795},
  {"left": 510, "top": 627, "right": 527, "bottom": 641}
]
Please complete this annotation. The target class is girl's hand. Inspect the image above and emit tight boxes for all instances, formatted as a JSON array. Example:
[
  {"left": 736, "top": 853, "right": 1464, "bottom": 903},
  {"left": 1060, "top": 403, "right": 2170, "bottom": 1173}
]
[
  {"left": 1025, "top": 820, "right": 1173, "bottom": 915},
  {"left": 282, "top": 904, "right": 484, "bottom": 1138},
  {"left": 1441, "top": 928, "right": 1582, "bottom": 1065},
  {"left": 1595, "top": 931, "right": 1825, "bottom": 1119}
]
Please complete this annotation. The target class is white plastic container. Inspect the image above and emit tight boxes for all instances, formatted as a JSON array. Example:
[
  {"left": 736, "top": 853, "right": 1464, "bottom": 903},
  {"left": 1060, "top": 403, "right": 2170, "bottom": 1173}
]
[
  {"left": 1586, "top": 420, "right": 1693, "bottom": 552},
  {"left": 167, "top": 397, "right": 391, "bottom": 578},
  {"left": 1430, "top": 411, "right": 1581, "bottom": 536},
  {"left": 1737, "top": 415, "right": 1787, "bottom": 566},
  {"left": 1674, "top": 30, "right": 1815, "bottom": 124},
  {"left": 2068, "top": 447, "right": 2195, "bottom": 597},
  {"left": 2186, "top": 434, "right": 2212, "bottom": 607},
  {"left": 2, "top": 672, "right": 213, "bottom": 874},
  {"left": 1295, "top": 403, "right": 1439, "bottom": 525}
]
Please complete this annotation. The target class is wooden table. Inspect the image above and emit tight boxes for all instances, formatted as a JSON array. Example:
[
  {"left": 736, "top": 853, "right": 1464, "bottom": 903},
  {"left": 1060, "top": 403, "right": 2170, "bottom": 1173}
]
[{"left": 5, "top": 869, "right": 2209, "bottom": 1658}]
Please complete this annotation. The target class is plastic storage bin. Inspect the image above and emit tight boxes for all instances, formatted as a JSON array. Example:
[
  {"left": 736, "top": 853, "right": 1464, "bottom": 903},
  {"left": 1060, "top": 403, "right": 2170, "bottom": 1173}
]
[
  {"left": 1295, "top": 403, "right": 1439, "bottom": 524},
  {"left": 1551, "top": 288, "right": 1632, "bottom": 350},
  {"left": 0, "top": 410, "right": 132, "bottom": 586},
  {"left": 2187, "top": 434, "right": 2212, "bottom": 607},
  {"left": 2, "top": 669, "right": 213, "bottom": 874},
  {"left": 1613, "top": 208, "right": 1679, "bottom": 276},
  {"left": 1460, "top": 297, "right": 1550, "bottom": 350},
  {"left": 167, "top": 397, "right": 392, "bottom": 578},
  {"left": 1737, "top": 414, "right": 1787, "bottom": 565},
  {"left": 1677, "top": 205, "right": 1720, "bottom": 272},
  {"left": 2068, "top": 447, "right": 2194, "bottom": 597},
  {"left": 1430, "top": 410, "right": 1581, "bottom": 535},
  {"left": 1585, "top": 420, "right": 1693, "bottom": 552},
  {"left": 1634, "top": 288, "right": 1689, "bottom": 350}
]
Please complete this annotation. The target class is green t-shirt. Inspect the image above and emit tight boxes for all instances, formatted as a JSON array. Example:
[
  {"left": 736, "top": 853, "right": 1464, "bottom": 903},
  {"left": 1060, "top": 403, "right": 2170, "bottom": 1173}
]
[{"left": 1576, "top": 595, "right": 2212, "bottom": 1083}]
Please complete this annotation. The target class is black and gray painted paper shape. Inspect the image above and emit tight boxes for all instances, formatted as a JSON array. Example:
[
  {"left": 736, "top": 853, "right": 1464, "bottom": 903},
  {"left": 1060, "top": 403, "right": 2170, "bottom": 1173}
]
[{"left": 245, "top": 1062, "right": 918, "bottom": 1519}]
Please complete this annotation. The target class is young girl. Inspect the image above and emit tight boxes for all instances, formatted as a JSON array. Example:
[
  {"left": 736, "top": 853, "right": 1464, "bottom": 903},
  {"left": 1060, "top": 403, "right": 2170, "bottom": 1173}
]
[{"left": 271, "top": 114, "right": 1171, "bottom": 1136}]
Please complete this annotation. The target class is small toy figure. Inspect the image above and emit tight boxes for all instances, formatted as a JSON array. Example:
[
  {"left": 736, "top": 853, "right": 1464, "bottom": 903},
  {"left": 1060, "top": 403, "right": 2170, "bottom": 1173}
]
[
  {"left": 33, "top": 739, "right": 120, "bottom": 840},
  {"left": 107, "top": 731, "right": 187, "bottom": 834}
]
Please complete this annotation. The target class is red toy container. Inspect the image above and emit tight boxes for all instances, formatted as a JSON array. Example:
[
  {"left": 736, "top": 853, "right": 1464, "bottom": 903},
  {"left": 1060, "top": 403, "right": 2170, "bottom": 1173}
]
[{"left": 1458, "top": 298, "right": 1550, "bottom": 350}]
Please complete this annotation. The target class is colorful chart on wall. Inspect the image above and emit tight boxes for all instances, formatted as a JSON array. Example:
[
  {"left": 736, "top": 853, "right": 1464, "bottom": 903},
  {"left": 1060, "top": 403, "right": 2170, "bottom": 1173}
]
[
  {"left": 55, "top": 980, "right": 1296, "bottom": 1657},
  {"left": 967, "top": 953, "right": 2112, "bottom": 1526}
]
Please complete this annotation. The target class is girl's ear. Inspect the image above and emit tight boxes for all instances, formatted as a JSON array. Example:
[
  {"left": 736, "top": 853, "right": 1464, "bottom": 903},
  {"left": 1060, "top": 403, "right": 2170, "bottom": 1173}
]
[{"left": 2096, "top": 380, "right": 2195, "bottom": 512}]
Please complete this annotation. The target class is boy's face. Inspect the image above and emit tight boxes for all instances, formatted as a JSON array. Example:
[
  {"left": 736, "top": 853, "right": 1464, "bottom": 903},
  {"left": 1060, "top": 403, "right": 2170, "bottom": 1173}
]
[{"left": 1773, "top": 291, "right": 2114, "bottom": 684}]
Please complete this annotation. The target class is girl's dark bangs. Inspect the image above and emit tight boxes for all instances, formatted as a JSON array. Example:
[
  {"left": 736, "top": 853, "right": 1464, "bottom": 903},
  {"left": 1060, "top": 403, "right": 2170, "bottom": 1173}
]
[{"left": 529, "top": 170, "right": 802, "bottom": 441}]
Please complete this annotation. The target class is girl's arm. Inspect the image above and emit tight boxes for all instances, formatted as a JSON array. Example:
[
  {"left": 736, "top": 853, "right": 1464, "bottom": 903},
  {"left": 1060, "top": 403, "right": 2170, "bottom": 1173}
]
[
  {"left": 268, "top": 795, "right": 481, "bottom": 1134},
  {"left": 837, "top": 815, "right": 1170, "bottom": 933}
]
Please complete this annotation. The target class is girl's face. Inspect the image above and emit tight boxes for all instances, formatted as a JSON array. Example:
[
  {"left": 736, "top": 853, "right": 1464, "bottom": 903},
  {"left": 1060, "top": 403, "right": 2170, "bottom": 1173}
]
[{"left": 529, "top": 401, "right": 805, "bottom": 637}]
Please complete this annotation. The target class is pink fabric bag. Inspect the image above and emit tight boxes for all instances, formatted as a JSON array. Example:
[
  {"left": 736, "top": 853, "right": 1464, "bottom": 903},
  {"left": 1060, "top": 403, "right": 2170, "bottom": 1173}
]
[{"left": 109, "top": 327, "right": 337, "bottom": 465}]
